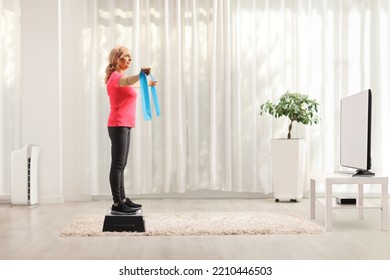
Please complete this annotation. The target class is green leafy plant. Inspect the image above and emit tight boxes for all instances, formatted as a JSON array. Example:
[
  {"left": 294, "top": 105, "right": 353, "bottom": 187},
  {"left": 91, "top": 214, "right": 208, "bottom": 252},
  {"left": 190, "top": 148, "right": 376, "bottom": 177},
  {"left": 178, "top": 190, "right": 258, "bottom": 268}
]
[{"left": 259, "top": 91, "right": 320, "bottom": 139}]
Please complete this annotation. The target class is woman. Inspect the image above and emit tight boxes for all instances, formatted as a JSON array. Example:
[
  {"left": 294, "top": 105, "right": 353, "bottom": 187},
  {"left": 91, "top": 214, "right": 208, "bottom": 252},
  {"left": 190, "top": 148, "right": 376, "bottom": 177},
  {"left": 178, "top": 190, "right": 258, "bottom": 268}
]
[{"left": 105, "top": 46, "right": 157, "bottom": 214}]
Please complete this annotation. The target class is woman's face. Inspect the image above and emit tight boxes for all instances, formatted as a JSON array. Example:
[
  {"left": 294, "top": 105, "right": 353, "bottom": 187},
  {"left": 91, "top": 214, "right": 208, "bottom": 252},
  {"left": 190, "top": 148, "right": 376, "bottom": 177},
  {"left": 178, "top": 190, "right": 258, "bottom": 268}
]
[{"left": 118, "top": 53, "right": 131, "bottom": 71}]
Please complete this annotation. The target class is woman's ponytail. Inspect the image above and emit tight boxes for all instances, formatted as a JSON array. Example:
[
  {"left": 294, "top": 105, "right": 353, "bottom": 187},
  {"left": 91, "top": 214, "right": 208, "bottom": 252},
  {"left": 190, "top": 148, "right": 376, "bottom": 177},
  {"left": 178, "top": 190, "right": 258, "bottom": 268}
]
[{"left": 104, "top": 63, "right": 117, "bottom": 84}]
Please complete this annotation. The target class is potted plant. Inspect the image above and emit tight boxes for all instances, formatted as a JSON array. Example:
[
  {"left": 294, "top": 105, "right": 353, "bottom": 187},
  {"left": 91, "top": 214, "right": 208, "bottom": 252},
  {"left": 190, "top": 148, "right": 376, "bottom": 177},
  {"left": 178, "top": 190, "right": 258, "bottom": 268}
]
[{"left": 259, "top": 91, "right": 319, "bottom": 202}]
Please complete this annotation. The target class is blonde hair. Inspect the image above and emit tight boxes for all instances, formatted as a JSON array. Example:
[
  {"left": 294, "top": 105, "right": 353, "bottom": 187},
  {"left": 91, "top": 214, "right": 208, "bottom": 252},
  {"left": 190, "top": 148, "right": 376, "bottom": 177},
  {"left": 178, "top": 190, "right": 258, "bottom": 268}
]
[{"left": 104, "top": 46, "right": 130, "bottom": 83}]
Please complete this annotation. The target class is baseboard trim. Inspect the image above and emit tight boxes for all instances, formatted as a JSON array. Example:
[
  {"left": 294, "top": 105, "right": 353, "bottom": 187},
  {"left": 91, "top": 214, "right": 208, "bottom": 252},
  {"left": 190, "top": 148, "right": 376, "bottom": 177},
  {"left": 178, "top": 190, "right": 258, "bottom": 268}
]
[
  {"left": 93, "top": 190, "right": 274, "bottom": 200},
  {"left": 38, "top": 195, "right": 65, "bottom": 204},
  {"left": 0, "top": 195, "right": 11, "bottom": 205}
]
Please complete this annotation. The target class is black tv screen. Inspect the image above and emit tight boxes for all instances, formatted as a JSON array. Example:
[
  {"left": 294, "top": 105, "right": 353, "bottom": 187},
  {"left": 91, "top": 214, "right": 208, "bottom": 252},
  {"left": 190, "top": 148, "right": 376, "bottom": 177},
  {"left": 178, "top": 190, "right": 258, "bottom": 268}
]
[{"left": 340, "top": 89, "right": 374, "bottom": 176}]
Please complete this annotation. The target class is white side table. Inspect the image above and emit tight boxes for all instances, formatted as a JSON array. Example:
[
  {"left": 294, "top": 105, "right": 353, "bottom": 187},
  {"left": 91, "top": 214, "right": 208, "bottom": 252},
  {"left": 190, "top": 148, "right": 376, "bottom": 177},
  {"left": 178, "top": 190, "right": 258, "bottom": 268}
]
[{"left": 310, "top": 172, "right": 388, "bottom": 231}]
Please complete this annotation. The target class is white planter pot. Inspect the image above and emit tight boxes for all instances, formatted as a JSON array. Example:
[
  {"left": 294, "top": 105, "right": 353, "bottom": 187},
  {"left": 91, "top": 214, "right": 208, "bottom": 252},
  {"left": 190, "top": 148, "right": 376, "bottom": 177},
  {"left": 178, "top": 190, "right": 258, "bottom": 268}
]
[{"left": 271, "top": 139, "right": 306, "bottom": 201}]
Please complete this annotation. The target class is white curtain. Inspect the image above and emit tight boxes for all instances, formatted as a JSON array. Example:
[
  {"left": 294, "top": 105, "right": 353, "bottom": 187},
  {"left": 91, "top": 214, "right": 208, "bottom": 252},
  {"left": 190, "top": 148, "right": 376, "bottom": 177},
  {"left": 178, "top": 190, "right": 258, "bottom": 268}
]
[
  {"left": 60, "top": 0, "right": 390, "bottom": 196},
  {"left": 0, "top": 0, "right": 20, "bottom": 197},
  {"left": 2, "top": 0, "right": 390, "bottom": 198}
]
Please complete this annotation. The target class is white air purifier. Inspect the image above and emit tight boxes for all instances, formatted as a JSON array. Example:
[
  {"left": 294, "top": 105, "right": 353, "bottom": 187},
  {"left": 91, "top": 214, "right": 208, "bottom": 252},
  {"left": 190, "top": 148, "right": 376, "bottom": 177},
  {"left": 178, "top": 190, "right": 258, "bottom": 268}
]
[{"left": 11, "top": 145, "right": 40, "bottom": 206}]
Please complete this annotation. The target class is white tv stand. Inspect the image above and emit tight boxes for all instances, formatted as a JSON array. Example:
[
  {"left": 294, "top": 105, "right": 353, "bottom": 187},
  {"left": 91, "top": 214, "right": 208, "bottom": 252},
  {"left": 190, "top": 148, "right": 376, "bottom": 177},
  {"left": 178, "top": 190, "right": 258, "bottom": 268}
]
[{"left": 310, "top": 172, "right": 388, "bottom": 231}]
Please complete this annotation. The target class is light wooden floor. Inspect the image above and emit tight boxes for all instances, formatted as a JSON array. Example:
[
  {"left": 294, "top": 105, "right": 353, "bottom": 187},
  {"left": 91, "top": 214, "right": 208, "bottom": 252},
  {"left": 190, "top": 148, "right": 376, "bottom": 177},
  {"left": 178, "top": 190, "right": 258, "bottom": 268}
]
[{"left": 1, "top": 198, "right": 390, "bottom": 260}]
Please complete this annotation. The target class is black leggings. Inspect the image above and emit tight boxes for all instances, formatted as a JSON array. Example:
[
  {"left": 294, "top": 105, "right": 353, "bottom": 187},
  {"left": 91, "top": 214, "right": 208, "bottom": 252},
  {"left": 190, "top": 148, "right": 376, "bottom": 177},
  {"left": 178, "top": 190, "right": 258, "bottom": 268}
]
[{"left": 108, "top": 126, "right": 131, "bottom": 203}]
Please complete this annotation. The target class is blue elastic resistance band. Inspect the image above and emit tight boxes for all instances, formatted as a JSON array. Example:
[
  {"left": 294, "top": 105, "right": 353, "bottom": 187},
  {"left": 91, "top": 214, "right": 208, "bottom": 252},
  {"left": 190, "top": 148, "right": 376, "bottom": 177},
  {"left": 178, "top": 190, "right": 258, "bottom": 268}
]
[{"left": 139, "top": 71, "right": 161, "bottom": 121}]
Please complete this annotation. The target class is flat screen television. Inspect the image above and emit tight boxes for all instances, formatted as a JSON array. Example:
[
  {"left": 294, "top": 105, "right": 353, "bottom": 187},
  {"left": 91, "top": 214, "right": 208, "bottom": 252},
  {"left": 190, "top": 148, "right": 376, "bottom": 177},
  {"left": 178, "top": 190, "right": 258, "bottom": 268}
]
[{"left": 340, "top": 89, "right": 374, "bottom": 177}]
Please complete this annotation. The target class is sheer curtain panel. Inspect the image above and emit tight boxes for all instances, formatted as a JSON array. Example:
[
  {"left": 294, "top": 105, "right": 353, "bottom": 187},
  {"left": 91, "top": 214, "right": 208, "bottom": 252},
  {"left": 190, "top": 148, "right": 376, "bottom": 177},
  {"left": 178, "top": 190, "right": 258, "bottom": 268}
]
[{"left": 0, "top": 0, "right": 20, "bottom": 198}]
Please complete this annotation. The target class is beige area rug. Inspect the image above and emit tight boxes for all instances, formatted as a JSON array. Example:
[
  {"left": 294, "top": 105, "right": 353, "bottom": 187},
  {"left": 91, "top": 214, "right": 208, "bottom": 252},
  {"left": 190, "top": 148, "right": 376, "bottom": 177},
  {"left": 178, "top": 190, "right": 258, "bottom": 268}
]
[{"left": 60, "top": 212, "right": 323, "bottom": 237}]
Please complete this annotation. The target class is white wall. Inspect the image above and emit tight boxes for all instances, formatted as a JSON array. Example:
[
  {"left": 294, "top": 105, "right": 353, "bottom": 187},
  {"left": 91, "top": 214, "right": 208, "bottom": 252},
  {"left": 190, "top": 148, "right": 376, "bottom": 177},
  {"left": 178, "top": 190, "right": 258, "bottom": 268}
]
[
  {"left": 60, "top": 0, "right": 90, "bottom": 201},
  {"left": 20, "top": 0, "right": 63, "bottom": 203}
]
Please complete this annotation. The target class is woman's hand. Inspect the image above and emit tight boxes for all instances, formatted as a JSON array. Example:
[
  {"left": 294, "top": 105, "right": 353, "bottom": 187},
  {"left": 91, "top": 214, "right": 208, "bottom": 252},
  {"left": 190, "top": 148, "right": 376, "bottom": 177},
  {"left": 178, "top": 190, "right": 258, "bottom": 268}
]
[
  {"left": 149, "top": 80, "right": 158, "bottom": 87},
  {"left": 140, "top": 67, "right": 157, "bottom": 86},
  {"left": 141, "top": 67, "right": 151, "bottom": 75}
]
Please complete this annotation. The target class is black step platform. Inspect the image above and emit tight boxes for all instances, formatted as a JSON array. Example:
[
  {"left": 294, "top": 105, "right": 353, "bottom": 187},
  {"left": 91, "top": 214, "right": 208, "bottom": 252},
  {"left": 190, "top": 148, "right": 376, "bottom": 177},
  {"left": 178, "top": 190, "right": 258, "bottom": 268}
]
[{"left": 102, "top": 209, "right": 145, "bottom": 232}]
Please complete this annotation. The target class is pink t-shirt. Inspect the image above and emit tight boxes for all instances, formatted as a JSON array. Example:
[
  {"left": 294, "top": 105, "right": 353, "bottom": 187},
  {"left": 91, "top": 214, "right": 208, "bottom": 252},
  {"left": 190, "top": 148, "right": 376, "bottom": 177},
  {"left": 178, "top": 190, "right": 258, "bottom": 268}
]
[{"left": 107, "top": 71, "right": 137, "bottom": 127}]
